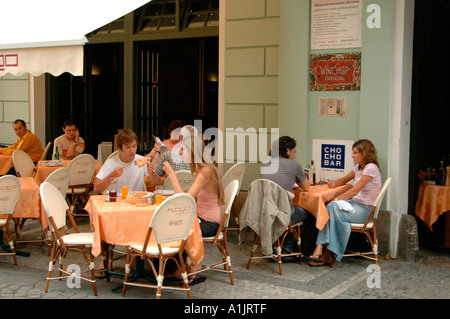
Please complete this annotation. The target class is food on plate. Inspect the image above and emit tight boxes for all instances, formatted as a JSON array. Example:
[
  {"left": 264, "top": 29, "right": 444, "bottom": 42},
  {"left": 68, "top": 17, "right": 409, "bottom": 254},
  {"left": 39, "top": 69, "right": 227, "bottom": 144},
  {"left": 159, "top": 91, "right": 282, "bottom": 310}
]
[
  {"left": 127, "top": 191, "right": 149, "bottom": 198},
  {"left": 135, "top": 156, "right": 151, "bottom": 167}
]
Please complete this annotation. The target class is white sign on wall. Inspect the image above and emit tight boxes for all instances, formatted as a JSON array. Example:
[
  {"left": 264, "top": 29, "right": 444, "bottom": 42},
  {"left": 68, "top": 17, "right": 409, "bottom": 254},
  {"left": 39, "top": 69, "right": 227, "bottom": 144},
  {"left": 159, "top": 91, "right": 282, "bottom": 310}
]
[
  {"left": 311, "top": 0, "right": 363, "bottom": 50},
  {"left": 312, "top": 139, "right": 354, "bottom": 181}
]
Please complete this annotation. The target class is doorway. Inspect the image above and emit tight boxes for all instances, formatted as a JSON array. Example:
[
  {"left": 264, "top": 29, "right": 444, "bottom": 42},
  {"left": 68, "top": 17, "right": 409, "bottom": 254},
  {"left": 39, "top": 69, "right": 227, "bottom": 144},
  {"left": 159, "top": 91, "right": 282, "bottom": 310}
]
[{"left": 410, "top": 0, "right": 450, "bottom": 246}]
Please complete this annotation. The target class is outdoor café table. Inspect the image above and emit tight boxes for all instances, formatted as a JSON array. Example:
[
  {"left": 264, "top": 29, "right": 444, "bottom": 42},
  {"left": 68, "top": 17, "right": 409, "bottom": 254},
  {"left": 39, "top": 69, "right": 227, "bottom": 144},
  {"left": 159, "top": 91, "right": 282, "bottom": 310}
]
[
  {"left": 0, "top": 155, "right": 13, "bottom": 175},
  {"left": 292, "top": 184, "right": 352, "bottom": 230},
  {"left": 84, "top": 195, "right": 205, "bottom": 286},
  {"left": 0, "top": 177, "right": 48, "bottom": 256},
  {"left": 34, "top": 159, "right": 102, "bottom": 185},
  {"left": 415, "top": 183, "right": 450, "bottom": 248}
]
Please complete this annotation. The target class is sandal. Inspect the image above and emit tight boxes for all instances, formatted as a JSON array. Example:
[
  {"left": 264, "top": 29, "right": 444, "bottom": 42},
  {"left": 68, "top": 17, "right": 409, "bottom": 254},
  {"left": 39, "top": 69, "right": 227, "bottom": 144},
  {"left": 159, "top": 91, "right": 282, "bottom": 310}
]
[
  {"left": 179, "top": 276, "right": 206, "bottom": 287},
  {"left": 309, "top": 255, "right": 322, "bottom": 262}
]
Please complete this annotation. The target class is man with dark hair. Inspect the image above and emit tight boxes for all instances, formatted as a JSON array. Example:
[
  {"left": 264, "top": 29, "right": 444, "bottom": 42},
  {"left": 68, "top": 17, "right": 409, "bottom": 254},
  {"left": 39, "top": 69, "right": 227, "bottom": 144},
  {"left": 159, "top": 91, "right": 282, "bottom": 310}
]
[
  {"left": 0, "top": 119, "right": 44, "bottom": 162},
  {"left": 260, "top": 136, "right": 312, "bottom": 254},
  {"left": 52, "top": 119, "right": 85, "bottom": 160}
]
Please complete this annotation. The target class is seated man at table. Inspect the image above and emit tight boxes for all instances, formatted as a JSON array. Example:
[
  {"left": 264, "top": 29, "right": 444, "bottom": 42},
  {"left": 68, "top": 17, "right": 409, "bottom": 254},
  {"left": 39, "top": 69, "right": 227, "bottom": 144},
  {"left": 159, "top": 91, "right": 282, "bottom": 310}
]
[
  {"left": 94, "top": 129, "right": 152, "bottom": 194},
  {"left": 260, "top": 136, "right": 313, "bottom": 254},
  {"left": 52, "top": 119, "right": 85, "bottom": 160},
  {"left": 146, "top": 124, "right": 197, "bottom": 187},
  {"left": 0, "top": 119, "right": 44, "bottom": 175}
]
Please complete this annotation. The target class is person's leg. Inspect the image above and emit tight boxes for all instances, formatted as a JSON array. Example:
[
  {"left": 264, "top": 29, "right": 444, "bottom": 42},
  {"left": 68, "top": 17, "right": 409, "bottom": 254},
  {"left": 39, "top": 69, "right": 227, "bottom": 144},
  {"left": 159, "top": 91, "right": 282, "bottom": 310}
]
[
  {"left": 322, "top": 200, "right": 371, "bottom": 261},
  {"left": 283, "top": 206, "right": 311, "bottom": 253}
]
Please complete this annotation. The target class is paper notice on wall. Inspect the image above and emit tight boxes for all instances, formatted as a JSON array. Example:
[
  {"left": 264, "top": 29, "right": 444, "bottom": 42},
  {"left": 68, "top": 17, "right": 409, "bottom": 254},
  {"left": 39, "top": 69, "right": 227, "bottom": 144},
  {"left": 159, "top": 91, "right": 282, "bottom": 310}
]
[{"left": 311, "top": 0, "right": 363, "bottom": 50}]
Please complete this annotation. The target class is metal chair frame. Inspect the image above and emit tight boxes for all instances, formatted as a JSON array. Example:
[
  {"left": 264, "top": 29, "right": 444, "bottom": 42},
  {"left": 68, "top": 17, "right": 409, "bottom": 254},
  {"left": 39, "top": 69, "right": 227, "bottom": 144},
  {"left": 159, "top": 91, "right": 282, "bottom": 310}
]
[{"left": 343, "top": 177, "right": 392, "bottom": 265}]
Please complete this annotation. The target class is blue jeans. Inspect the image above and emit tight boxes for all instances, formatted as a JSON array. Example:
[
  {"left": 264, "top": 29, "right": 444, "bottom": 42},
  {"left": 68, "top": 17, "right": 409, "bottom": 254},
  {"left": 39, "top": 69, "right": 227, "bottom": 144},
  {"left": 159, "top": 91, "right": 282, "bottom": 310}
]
[
  {"left": 316, "top": 200, "right": 371, "bottom": 261},
  {"left": 283, "top": 206, "right": 312, "bottom": 253}
]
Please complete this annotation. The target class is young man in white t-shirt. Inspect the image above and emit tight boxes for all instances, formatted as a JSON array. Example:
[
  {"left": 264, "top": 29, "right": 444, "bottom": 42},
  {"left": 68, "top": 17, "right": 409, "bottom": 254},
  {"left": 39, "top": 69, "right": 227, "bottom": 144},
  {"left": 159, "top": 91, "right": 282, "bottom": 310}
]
[
  {"left": 94, "top": 129, "right": 152, "bottom": 194},
  {"left": 52, "top": 119, "right": 85, "bottom": 160}
]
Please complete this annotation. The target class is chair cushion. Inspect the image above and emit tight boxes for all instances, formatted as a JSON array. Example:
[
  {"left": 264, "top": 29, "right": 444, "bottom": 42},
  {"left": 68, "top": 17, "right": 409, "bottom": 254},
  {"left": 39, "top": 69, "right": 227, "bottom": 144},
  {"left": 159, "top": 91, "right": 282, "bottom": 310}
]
[
  {"left": 59, "top": 232, "right": 95, "bottom": 246},
  {"left": 203, "top": 232, "right": 223, "bottom": 242},
  {"left": 69, "top": 186, "right": 90, "bottom": 194},
  {"left": 351, "top": 222, "right": 373, "bottom": 229},
  {"left": 129, "top": 244, "right": 180, "bottom": 256}
]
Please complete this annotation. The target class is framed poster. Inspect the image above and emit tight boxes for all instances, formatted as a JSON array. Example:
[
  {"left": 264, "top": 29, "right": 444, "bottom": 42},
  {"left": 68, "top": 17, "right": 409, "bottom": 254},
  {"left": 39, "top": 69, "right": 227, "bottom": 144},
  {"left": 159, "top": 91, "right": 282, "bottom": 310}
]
[{"left": 310, "top": 52, "right": 361, "bottom": 91}]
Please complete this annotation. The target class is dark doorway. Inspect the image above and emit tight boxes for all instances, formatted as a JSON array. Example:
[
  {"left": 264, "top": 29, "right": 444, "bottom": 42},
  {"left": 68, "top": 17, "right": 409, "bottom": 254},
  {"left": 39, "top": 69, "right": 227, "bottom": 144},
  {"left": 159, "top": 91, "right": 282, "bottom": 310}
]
[
  {"left": 46, "top": 43, "right": 124, "bottom": 156},
  {"left": 410, "top": 0, "right": 450, "bottom": 246},
  {"left": 135, "top": 37, "right": 218, "bottom": 154}
]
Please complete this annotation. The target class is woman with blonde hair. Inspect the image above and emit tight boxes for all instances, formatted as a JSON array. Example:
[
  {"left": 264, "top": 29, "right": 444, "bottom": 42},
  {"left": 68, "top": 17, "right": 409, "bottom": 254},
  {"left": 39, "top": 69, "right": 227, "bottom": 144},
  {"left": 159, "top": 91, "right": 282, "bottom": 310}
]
[
  {"left": 309, "top": 139, "right": 382, "bottom": 267},
  {"left": 162, "top": 135, "right": 224, "bottom": 283},
  {"left": 163, "top": 135, "right": 225, "bottom": 237}
]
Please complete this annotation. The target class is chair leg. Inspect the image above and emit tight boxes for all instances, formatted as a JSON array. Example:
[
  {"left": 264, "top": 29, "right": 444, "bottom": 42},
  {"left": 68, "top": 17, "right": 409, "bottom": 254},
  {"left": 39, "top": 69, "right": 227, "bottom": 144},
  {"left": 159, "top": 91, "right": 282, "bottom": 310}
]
[
  {"left": 222, "top": 241, "right": 234, "bottom": 285},
  {"left": 2, "top": 227, "right": 18, "bottom": 265},
  {"left": 246, "top": 235, "right": 260, "bottom": 269},
  {"left": 89, "top": 252, "right": 98, "bottom": 296},
  {"left": 122, "top": 249, "right": 132, "bottom": 297}
]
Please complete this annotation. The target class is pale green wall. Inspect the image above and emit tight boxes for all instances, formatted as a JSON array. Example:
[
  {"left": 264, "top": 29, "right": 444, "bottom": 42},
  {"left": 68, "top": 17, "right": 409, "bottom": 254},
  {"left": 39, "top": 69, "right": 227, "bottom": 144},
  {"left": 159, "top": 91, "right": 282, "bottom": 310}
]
[
  {"left": 278, "top": 0, "right": 392, "bottom": 177},
  {"left": 223, "top": 0, "right": 281, "bottom": 189},
  {"left": 0, "top": 74, "right": 30, "bottom": 144},
  {"left": 223, "top": 0, "right": 394, "bottom": 188}
]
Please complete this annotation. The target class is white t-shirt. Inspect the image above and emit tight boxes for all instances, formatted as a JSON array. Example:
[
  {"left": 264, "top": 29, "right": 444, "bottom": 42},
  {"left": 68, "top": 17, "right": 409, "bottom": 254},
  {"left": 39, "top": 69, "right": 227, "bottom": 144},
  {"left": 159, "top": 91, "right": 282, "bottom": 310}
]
[
  {"left": 52, "top": 134, "right": 85, "bottom": 160},
  {"left": 96, "top": 154, "right": 148, "bottom": 192},
  {"left": 352, "top": 163, "right": 382, "bottom": 206}
]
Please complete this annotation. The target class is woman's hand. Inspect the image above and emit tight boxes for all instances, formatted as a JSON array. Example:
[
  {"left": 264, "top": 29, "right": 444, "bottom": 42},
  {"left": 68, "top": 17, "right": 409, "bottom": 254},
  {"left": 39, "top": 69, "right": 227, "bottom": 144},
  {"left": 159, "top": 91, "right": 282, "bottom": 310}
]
[
  {"left": 162, "top": 161, "right": 175, "bottom": 178},
  {"left": 327, "top": 179, "right": 336, "bottom": 188}
]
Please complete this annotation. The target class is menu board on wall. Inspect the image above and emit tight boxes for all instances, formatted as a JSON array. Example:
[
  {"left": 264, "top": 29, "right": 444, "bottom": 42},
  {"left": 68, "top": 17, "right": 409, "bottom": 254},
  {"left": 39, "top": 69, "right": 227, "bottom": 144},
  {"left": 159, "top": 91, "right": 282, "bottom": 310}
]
[{"left": 311, "top": 0, "right": 363, "bottom": 50}]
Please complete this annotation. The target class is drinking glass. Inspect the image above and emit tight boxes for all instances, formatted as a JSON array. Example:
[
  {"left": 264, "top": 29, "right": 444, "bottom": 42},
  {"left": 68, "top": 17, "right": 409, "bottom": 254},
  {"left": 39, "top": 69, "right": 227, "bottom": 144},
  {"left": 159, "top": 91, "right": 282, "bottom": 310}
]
[{"left": 155, "top": 185, "right": 163, "bottom": 204}]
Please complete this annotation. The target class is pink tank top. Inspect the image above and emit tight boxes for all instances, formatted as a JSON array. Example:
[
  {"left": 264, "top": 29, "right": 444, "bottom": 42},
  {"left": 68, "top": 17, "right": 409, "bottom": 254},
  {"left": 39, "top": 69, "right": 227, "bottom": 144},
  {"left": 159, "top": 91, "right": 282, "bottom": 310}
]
[{"left": 196, "top": 189, "right": 221, "bottom": 224}]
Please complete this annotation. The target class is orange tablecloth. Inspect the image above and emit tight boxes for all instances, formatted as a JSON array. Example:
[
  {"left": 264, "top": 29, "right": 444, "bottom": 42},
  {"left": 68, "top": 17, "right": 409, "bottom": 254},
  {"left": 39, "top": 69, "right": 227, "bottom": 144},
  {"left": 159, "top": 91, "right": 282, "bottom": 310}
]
[
  {"left": 84, "top": 195, "right": 205, "bottom": 265},
  {"left": 293, "top": 184, "right": 352, "bottom": 230},
  {"left": 0, "top": 155, "right": 13, "bottom": 175},
  {"left": 415, "top": 183, "right": 450, "bottom": 231},
  {"left": 34, "top": 159, "right": 101, "bottom": 185},
  {"left": 12, "top": 177, "right": 48, "bottom": 230}
]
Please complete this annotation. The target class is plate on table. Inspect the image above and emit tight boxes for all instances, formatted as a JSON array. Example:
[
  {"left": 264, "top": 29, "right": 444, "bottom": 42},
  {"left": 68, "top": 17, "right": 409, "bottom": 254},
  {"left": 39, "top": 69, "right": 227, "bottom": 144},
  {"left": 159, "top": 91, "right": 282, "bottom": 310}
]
[
  {"left": 127, "top": 191, "right": 154, "bottom": 205},
  {"left": 43, "top": 160, "right": 63, "bottom": 167},
  {"left": 162, "top": 190, "right": 175, "bottom": 196}
]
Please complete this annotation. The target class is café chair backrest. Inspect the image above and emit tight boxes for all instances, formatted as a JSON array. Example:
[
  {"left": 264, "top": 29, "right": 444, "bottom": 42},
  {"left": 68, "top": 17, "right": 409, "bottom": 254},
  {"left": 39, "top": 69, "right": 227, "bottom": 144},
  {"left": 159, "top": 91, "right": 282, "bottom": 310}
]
[
  {"left": 40, "top": 182, "right": 69, "bottom": 232},
  {"left": 44, "top": 167, "right": 70, "bottom": 198},
  {"left": 12, "top": 150, "right": 35, "bottom": 177},
  {"left": 0, "top": 175, "right": 21, "bottom": 215},
  {"left": 106, "top": 150, "right": 121, "bottom": 162},
  {"left": 67, "top": 154, "right": 96, "bottom": 186},
  {"left": 41, "top": 142, "right": 52, "bottom": 161},
  {"left": 148, "top": 193, "right": 197, "bottom": 244},
  {"left": 163, "top": 170, "right": 194, "bottom": 192},
  {"left": 221, "top": 162, "right": 245, "bottom": 192}
]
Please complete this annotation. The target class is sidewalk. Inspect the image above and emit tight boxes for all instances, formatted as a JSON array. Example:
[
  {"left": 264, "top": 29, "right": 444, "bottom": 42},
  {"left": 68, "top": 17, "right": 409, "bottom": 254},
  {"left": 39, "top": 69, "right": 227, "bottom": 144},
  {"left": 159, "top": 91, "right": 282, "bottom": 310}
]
[{"left": 1, "top": 217, "right": 449, "bottom": 300}]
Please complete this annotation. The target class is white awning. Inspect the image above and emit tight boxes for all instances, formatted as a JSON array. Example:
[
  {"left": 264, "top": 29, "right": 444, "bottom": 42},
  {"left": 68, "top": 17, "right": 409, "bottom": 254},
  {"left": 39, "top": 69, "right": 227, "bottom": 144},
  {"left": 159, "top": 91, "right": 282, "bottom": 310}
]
[{"left": 0, "top": 0, "right": 151, "bottom": 76}]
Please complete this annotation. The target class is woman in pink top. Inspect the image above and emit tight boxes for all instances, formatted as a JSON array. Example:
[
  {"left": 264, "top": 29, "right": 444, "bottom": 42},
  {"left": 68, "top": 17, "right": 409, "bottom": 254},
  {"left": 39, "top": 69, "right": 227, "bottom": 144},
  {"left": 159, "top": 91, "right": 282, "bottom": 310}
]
[
  {"left": 309, "top": 139, "right": 382, "bottom": 267},
  {"left": 163, "top": 135, "right": 225, "bottom": 281}
]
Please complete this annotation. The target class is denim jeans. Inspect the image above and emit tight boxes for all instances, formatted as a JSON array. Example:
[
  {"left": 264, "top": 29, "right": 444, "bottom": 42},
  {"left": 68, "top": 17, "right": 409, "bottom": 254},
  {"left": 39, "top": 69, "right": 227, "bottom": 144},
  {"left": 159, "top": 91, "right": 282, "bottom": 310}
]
[{"left": 282, "top": 206, "right": 312, "bottom": 253}]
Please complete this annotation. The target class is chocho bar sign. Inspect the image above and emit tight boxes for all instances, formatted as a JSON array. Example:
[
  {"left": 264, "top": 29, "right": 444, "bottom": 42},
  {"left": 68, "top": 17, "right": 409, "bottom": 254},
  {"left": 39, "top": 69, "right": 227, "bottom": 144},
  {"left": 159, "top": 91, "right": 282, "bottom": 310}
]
[{"left": 310, "top": 52, "right": 361, "bottom": 91}]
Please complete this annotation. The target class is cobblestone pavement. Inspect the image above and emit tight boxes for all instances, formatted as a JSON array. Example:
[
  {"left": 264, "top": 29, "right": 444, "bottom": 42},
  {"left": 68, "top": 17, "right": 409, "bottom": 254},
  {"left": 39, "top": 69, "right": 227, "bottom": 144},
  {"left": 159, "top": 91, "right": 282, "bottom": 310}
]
[{"left": 1, "top": 218, "right": 449, "bottom": 304}]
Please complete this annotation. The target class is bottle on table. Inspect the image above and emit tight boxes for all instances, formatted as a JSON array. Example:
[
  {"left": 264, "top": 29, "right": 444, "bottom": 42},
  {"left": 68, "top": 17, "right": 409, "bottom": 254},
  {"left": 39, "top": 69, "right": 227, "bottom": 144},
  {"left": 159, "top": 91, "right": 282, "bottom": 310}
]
[
  {"left": 309, "top": 160, "right": 316, "bottom": 186},
  {"left": 109, "top": 178, "right": 117, "bottom": 202},
  {"left": 437, "top": 160, "right": 446, "bottom": 185},
  {"left": 55, "top": 146, "right": 59, "bottom": 160}
]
